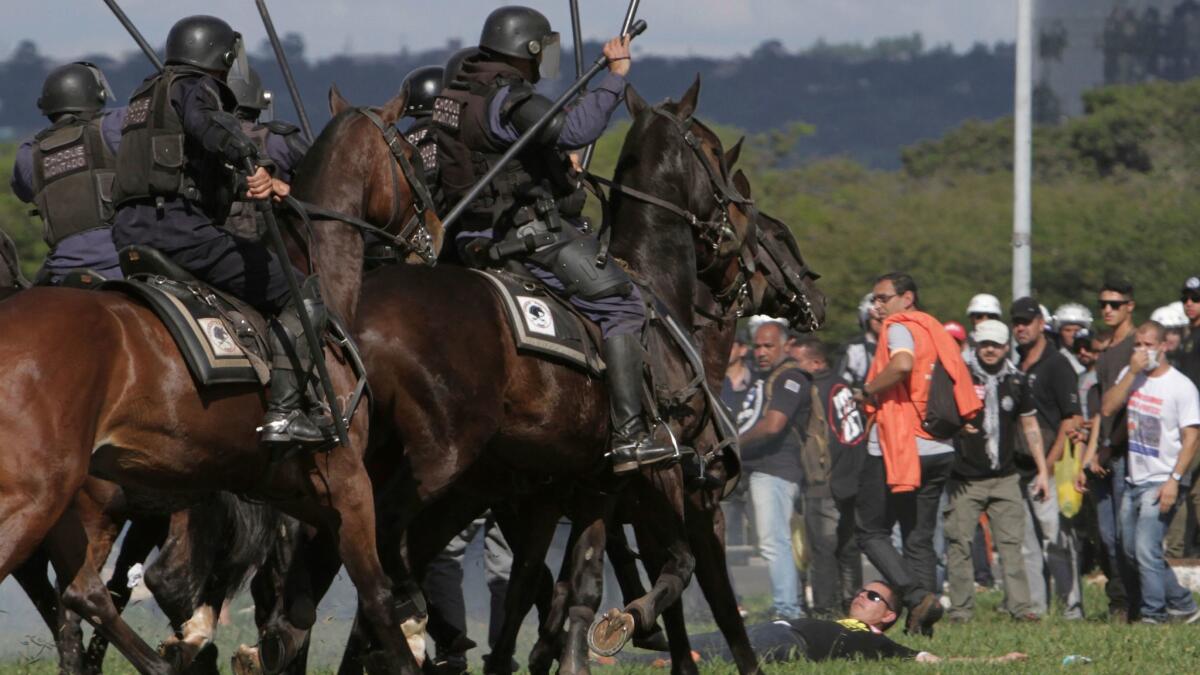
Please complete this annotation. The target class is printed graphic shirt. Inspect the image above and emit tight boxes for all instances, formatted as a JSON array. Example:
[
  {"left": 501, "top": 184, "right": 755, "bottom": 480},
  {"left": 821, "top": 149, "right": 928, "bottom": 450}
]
[
  {"left": 736, "top": 359, "right": 811, "bottom": 484},
  {"left": 1117, "top": 365, "right": 1200, "bottom": 486}
]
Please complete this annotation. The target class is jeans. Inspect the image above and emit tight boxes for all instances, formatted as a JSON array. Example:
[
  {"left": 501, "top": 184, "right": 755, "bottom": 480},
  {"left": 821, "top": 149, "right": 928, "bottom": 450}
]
[
  {"left": 423, "top": 514, "right": 514, "bottom": 661},
  {"left": 856, "top": 452, "right": 953, "bottom": 609},
  {"left": 1119, "top": 482, "right": 1199, "bottom": 620},
  {"left": 943, "top": 474, "right": 1032, "bottom": 618},
  {"left": 1090, "top": 454, "right": 1138, "bottom": 615},
  {"left": 1020, "top": 475, "right": 1083, "bottom": 618},
  {"left": 804, "top": 495, "right": 862, "bottom": 616},
  {"left": 749, "top": 471, "right": 802, "bottom": 618}
]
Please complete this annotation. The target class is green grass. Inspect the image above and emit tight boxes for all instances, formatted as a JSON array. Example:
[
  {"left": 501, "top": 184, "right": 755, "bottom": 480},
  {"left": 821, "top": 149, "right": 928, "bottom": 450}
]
[{"left": 2, "top": 583, "right": 1198, "bottom": 674}]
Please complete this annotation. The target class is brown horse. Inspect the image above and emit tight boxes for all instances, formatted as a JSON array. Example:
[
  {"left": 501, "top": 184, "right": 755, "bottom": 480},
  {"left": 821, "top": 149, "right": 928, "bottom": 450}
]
[{"left": 0, "top": 90, "right": 438, "bottom": 675}]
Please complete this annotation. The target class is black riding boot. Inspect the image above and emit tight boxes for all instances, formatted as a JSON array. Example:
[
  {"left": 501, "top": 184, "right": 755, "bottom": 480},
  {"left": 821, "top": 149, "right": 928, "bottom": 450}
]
[
  {"left": 259, "top": 288, "right": 333, "bottom": 447},
  {"left": 604, "top": 333, "right": 676, "bottom": 474}
]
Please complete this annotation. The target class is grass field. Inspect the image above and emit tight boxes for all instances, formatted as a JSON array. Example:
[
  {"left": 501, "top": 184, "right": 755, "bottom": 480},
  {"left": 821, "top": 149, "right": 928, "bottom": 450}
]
[{"left": 1, "top": 583, "right": 1197, "bottom": 674}]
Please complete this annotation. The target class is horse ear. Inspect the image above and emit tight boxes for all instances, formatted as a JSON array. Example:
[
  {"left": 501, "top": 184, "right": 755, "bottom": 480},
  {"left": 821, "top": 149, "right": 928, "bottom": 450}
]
[
  {"left": 733, "top": 169, "right": 752, "bottom": 198},
  {"left": 625, "top": 83, "right": 648, "bottom": 118},
  {"left": 725, "top": 137, "right": 744, "bottom": 169},
  {"left": 380, "top": 89, "right": 408, "bottom": 126},
  {"left": 329, "top": 84, "right": 351, "bottom": 116},
  {"left": 677, "top": 75, "right": 701, "bottom": 119}
]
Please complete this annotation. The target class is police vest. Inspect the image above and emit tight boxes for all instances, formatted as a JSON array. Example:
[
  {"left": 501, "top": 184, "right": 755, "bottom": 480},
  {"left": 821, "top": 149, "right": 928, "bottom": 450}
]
[
  {"left": 223, "top": 120, "right": 307, "bottom": 240},
  {"left": 432, "top": 57, "right": 580, "bottom": 230},
  {"left": 30, "top": 114, "right": 116, "bottom": 247},
  {"left": 404, "top": 116, "right": 439, "bottom": 188},
  {"left": 113, "top": 66, "right": 238, "bottom": 221}
]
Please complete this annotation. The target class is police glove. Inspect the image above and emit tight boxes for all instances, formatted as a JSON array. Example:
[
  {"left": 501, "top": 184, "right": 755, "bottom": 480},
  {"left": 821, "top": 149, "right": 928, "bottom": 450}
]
[{"left": 201, "top": 111, "right": 259, "bottom": 166}]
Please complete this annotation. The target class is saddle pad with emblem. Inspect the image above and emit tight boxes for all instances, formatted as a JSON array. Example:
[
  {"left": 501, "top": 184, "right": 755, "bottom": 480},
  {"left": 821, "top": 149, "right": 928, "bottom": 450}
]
[
  {"left": 472, "top": 269, "right": 605, "bottom": 377},
  {"left": 100, "top": 278, "right": 271, "bottom": 387}
]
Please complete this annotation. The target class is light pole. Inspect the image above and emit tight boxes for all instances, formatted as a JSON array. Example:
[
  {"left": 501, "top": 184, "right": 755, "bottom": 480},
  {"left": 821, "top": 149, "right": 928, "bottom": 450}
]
[{"left": 1013, "top": 0, "right": 1033, "bottom": 300}]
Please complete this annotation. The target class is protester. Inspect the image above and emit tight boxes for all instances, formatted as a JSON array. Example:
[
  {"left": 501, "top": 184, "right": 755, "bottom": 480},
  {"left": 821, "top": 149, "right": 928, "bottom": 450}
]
[
  {"left": 944, "top": 321, "right": 967, "bottom": 350},
  {"left": 1100, "top": 321, "right": 1200, "bottom": 624},
  {"left": 721, "top": 325, "right": 754, "bottom": 551},
  {"left": 945, "top": 319, "right": 1048, "bottom": 623},
  {"left": 1078, "top": 276, "right": 1140, "bottom": 621},
  {"left": 838, "top": 292, "right": 880, "bottom": 392},
  {"left": 1011, "top": 297, "right": 1084, "bottom": 619},
  {"left": 966, "top": 294, "right": 1003, "bottom": 326},
  {"left": 1169, "top": 277, "right": 1200, "bottom": 557},
  {"left": 1151, "top": 303, "right": 1188, "bottom": 359},
  {"left": 1054, "top": 303, "right": 1094, "bottom": 375},
  {"left": 858, "top": 272, "right": 981, "bottom": 636},
  {"left": 738, "top": 320, "right": 813, "bottom": 619},
  {"left": 791, "top": 338, "right": 867, "bottom": 617}
]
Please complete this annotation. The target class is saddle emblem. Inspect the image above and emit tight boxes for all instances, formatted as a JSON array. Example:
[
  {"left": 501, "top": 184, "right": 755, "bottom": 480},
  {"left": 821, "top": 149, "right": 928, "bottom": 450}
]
[
  {"left": 517, "top": 296, "right": 556, "bottom": 337},
  {"left": 198, "top": 318, "right": 243, "bottom": 358}
]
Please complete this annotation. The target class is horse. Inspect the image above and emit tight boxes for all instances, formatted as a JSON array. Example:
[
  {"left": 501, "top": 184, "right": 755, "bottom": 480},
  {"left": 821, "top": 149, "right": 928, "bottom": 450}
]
[{"left": 0, "top": 89, "right": 438, "bottom": 675}]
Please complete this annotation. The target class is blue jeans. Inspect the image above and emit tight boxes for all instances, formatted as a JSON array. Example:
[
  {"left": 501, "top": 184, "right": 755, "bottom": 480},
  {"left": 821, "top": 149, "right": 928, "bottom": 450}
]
[
  {"left": 1119, "top": 482, "right": 1198, "bottom": 620},
  {"left": 749, "top": 471, "right": 802, "bottom": 618},
  {"left": 1092, "top": 455, "right": 1137, "bottom": 614}
]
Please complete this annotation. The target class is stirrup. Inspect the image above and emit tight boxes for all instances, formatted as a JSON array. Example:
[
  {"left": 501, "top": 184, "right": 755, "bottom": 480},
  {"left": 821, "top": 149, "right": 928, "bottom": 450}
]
[{"left": 258, "top": 409, "right": 333, "bottom": 447}]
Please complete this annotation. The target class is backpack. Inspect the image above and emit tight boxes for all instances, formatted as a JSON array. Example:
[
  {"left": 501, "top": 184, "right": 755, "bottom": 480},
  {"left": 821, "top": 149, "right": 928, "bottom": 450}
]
[
  {"left": 800, "top": 380, "right": 833, "bottom": 495},
  {"left": 921, "top": 358, "right": 966, "bottom": 439}
]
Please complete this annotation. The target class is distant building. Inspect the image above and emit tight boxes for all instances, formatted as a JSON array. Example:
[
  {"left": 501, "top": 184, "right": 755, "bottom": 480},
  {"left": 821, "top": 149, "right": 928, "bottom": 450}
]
[{"left": 1035, "top": 0, "right": 1200, "bottom": 122}]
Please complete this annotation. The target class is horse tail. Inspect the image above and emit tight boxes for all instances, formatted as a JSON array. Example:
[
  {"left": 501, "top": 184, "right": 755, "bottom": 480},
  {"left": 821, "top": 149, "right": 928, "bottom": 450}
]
[{"left": 206, "top": 492, "right": 286, "bottom": 600}]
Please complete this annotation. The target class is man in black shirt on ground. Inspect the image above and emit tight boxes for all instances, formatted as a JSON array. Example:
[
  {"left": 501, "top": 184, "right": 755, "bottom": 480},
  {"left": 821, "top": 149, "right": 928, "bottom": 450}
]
[
  {"left": 945, "top": 320, "right": 1049, "bottom": 622},
  {"left": 1012, "top": 297, "right": 1084, "bottom": 619}
]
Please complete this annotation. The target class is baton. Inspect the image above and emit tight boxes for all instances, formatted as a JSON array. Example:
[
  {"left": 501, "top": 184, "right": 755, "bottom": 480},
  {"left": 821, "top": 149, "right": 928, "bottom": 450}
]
[
  {"left": 569, "top": 0, "right": 585, "bottom": 79},
  {"left": 440, "top": 19, "right": 648, "bottom": 233},
  {"left": 245, "top": 159, "right": 350, "bottom": 447},
  {"left": 581, "top": 0, "right": 642, "bottom": 170},
  {"left": 255, "top": 0, "right": 315, "bottom": 143},
  {"left": 101, "top": 0, "right": 164, "bottom": 71}
]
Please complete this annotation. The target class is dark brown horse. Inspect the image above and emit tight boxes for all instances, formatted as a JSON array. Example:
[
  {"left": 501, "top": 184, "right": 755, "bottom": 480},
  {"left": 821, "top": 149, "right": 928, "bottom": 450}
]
[{"left": 0, "top": 90, "right": 437, "bottom": 675}]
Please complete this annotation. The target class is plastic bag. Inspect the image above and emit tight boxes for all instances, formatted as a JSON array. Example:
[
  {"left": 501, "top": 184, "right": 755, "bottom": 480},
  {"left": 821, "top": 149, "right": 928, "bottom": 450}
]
[{"left": 1056, "top": 438, "right": 1083, "bottom": 518}]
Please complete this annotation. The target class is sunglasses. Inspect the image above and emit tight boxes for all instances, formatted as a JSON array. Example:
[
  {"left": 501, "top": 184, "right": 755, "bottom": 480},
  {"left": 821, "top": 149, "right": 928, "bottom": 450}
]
[
  {"left": 856, "top": 588, "right": 894, "bottom": 612},
  {"left": 1182, "top": 292, "right": 1200, "bottom": 304},
  {"left": 1097, "top": 299, "right": 1130, "bottom": 310},
  {"left": 970, "top": 313, "right": 1000, "bottom": 321}
]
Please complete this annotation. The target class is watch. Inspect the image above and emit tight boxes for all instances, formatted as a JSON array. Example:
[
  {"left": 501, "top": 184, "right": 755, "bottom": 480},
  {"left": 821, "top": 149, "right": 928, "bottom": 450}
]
[{"left": 1172, "top": 471, "right": 1184, "bottom": 482}]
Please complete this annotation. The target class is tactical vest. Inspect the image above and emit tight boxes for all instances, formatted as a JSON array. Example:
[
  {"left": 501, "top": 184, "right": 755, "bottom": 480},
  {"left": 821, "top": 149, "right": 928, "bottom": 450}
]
[
  {"left": 113, "top": 66, "right": 238, "bottom": 221},
  {"left": 221, "top": 122, "right": 274, "bottom": 240},
  {"left": 404, "top": 116, "right": 440, "bottom": 188},
  {"left": 30, "top": 114, "right": 115, "bottom": 247},
  {"left": 432, "top": 57, "right": 580, "bottom": 230}
]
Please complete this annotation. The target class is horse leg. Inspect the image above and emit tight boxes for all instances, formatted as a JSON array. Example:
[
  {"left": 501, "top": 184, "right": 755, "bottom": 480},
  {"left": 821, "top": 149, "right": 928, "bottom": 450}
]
[
  {"left": 483, "top": 498, "right": 561, "bottom": 675},
  {"left": 43, "top": 507, "right": 173, "bottom": 675},
  {"left": 85, "top": 516, "right": 167, "bottom": 674},
  {"left": 560, "top": 501, "right": 615, "bottom": 675},
  {"left": 527, "top": 521, "right": 581, "bottom": 675},
  {"left": 606, "top": 527, "right": 669, "bottom": 652},
  {"left": 632, "top": 523, "right": 696, "bottom": 675},
  {"left": 13, "top": 551, "right": 86, "bottom": 674},
  {"left": 688, "top": 501, "right": 758, "bottom": 675}
]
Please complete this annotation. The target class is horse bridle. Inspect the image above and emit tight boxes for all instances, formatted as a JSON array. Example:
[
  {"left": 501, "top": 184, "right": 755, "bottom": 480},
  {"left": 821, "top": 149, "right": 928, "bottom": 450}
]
[
  {"left": 754, "top": 219, "right": 822, "bottom": 332},
  {"left": 587, "top": 105, "right": 760, "bottom": 320},
  {"left": 287, "top": 108, "right": 438, "bottom": 266}
]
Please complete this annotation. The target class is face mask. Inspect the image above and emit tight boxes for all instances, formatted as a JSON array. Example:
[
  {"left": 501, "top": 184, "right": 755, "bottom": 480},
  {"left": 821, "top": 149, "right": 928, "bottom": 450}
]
[{"left": 1145, "top": 349, "right": 1160, "bottom": 372}]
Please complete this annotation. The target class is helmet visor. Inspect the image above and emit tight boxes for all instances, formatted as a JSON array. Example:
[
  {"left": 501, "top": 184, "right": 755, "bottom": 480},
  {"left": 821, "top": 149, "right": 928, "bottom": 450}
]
[
  {"left": 536, "top": 32, "right": 561, "bottom": 80},
  {"left": 226, "top": 33, "right": 249, "bottom": 76},
  {"left": 79, "top": 61, "right": 115, "bottom": 106}
]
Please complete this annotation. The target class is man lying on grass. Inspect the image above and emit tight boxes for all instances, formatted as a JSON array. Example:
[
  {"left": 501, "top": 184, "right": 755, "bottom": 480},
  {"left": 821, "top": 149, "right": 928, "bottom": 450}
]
[{"left": 601, "top": 581, "right": 1027, "bottom": 666}]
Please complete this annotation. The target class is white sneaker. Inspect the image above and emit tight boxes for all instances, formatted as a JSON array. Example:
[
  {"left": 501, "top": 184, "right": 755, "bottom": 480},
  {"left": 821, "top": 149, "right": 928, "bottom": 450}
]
[{"left": 1185, "top": 608, "right": 1200, "bottom": 625}]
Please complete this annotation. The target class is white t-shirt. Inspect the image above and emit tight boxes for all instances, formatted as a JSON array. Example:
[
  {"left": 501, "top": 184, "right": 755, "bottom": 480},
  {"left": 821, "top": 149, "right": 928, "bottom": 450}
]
[
  {"left": 1118, "top": 365, "right": 1200, "bottom": 486},
  {"left": 867, "top": 323, "right": 954, "bottom": 458}
]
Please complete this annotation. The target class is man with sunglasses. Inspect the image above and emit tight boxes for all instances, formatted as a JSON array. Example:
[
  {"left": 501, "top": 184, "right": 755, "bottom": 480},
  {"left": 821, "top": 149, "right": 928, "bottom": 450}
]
[
  {"left": 606, "top": 582, "right": 1026, "bottom": 666},
  {"left": 1078, "top": 276, "right": 1140, "bottom": 621},
  {"left": 1011, "top": 297, "right": 1084, "bottom": 619},
  {"left": 945, "top": 320, "right": 1046, "bottom": 623}
]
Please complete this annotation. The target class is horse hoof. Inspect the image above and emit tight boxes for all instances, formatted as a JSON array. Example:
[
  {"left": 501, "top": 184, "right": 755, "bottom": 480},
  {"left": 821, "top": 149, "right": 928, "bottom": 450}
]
[
  {"left": 632, "top": 625, "right": 670, "bottom": 652},
  {"left": 159, "top": 638, "right": 200, "bottom": 672},
  {"left": 259, "top": 632, "right": 293, "bottom": 675},
  {"left": 184, "top": 643, "right": 220, "bottom": 675},
  {"left": 586, "top": 609, "right": 635, "bottom": 657},
  {"left": 231, "top": 645, "right": 263, "bottom": 675}
]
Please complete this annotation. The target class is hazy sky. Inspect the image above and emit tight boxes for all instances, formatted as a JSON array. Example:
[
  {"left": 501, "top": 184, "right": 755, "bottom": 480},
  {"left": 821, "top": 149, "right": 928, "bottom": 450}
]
[{"left": 1, "top": 1, "right": 1017, "bottom": 61}]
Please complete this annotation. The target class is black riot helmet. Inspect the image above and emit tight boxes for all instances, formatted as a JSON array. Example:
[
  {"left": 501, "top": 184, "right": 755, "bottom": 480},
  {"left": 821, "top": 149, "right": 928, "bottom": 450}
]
[
  {"left": 443, "top": 47, "right": 478, "bottom": 88},
  {"left": 400, "top": 65, "right": 444, "bottom": 117},
  {"left": 165, "top": 15, "right": 247, "bottom": 74},
  {"left": 227, "top": 64, "right": 272, "bottom": 120},
  {"left": 479, "top": 6, "right": 560, "bottom": 81},
  {"left": 37, "top": 62, "right": 114, "bottom": 117}
]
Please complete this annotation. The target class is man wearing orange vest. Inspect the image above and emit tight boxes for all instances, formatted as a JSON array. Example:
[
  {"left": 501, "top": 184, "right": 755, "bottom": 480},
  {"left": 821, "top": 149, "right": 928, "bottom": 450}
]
[{"left": 858, "top": 272, "right": 983, "bottom": 637}]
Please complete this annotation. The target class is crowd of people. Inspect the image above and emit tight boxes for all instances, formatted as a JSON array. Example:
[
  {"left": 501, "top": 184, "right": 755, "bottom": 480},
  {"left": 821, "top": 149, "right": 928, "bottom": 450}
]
[{"left": 723, "top": 271, "right": 1200, "bottom": 637}]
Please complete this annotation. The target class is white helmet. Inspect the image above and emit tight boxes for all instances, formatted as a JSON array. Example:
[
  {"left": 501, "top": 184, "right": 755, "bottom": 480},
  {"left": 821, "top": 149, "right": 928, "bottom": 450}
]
[
  {"left": 1053, "top": 302, "right": 1093, "bottom": 331},
  {"left": 747, "top": 314, "right": 788, "bottom": 338},
  {"left": 1151, "top": 302, "right": 1189, "bottom": 329},
  {"left": 966, "top": 293, "right": 1002, "bottom": 317},
  {"left": 857, "top": 292, "right": 874, "bottom": 329},
  {"left": 1040, "top": 304, "right": 1054, "bottom": 333}
]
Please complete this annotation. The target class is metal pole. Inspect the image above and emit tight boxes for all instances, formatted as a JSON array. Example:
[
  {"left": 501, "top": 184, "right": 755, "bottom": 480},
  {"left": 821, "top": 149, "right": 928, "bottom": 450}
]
[
  {"left": 1013, "top": 0, "right": 1033, "bottom": 300},
  {"left": 101, "top": 0, "right": 164, "bottom": 71},
  {"left": 244, "top": 160, "right": 350, "bottom": 446},
  {"left": 441, "top": 20, "right": 648, "bottom": 233},
  {"left": 580, "top": 0, "right": 642, "bottom": 171},
  {"left": 569, "top": 0, "right": 585, "bottom": 79},
  {"left": 255, "top": 0, "right": 315, "bottom": 143}
]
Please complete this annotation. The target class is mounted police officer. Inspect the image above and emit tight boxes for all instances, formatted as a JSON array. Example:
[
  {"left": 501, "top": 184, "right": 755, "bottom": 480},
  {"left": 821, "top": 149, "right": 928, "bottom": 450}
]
[
  {"left": 10, "top": 62, "right": 125, "bottom": 283},
  {"left": 398, "top": 64, "right": 443, "bottom": 193},
  {"left": 433, "top": 6, "right": 672, "bottom": 473},
  {"left": 223, "top": 65, "right": 309, "bottom": 240},
  {"left": 111, "top": 15, "right": 331, "bottom": 448}
]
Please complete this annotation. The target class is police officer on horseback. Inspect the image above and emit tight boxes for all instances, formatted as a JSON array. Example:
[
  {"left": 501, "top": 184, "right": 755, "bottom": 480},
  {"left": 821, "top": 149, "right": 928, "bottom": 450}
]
[
  {"left": 399, "top": 64, "right": 443, "bottom": 192},
  {"left": 10, "top": 62, "right": 125, "bottom": 284},
  {"left": 111, "top": 15, "right": 332, "bottom": 448},
  {"left": 434, "top": 6, "right": 673, "bottom": 473}
]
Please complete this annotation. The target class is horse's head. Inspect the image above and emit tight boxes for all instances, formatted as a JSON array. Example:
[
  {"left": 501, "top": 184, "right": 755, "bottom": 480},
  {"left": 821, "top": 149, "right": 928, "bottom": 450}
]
[
  {"left": 613, "top": 77, "right": 758, "bottom": 316},
  {"left": 288, "top": 85, "right": 444, "bottom": 323}
]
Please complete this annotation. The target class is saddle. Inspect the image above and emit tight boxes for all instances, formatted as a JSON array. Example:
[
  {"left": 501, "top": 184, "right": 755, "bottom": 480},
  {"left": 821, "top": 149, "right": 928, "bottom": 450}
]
[{"left": 100, "top": 246, "right": 273, "bottom": 386}]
